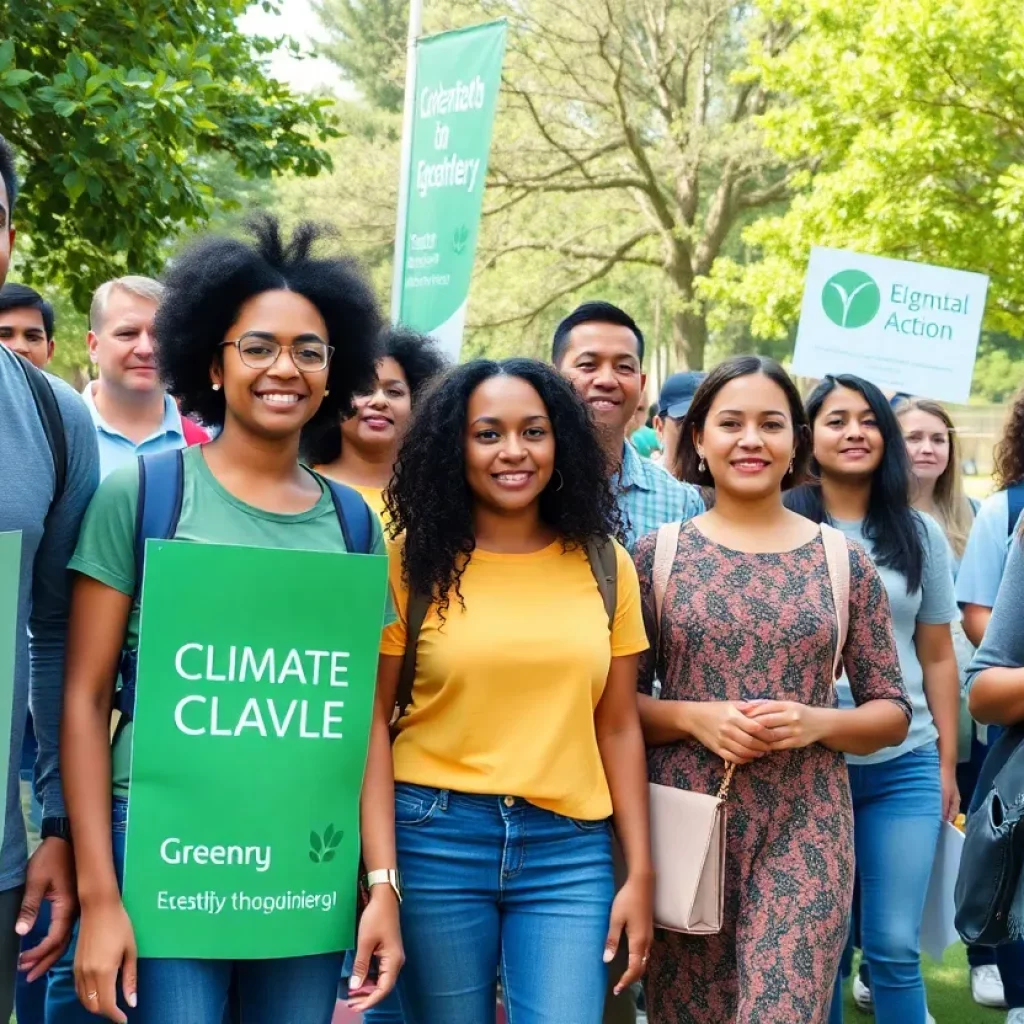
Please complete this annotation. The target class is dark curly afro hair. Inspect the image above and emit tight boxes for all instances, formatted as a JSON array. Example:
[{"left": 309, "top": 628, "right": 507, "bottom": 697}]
[
  {"left": 156, "top": 214, "right": 381, "bottom": 431},
  {"left": 386, "top": 357, "right": 623, "bottom": 620},
  {"left": 301, "top": 325, "right": 447, "bottom": 466}
]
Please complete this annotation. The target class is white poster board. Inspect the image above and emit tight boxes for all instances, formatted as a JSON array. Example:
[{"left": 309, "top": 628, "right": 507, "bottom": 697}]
[
  {"left": 792, "top": 247, "right": 989, "bottom": 403},
  {"left": 921, "top": 822, "right": 965, "bottom": 962}
]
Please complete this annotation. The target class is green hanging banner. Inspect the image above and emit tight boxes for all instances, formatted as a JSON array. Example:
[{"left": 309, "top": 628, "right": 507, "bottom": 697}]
[
  {"left": 122, "top": 541, "right": 388, "bottom": 959},
  {"left": 395, "top": 20, "right": 507, "bottom": 360}
]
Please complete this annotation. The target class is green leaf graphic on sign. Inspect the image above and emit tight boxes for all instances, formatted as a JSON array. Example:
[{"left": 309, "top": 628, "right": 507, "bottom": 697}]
[
  {"left": 821, "top": 270, "right": 881, "bottom": 328},
  {"left": 453, "top": 225, "right": 469, "bottom": 255},
  {"left": 309, "top": 824, "right": 343, "bottom": 864}
]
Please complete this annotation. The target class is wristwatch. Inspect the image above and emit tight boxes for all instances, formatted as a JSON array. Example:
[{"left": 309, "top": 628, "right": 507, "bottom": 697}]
[
  {"left": 41, "top": 817, "right": 72, "bottom": 844},
  {"left": 364, "top": 868, "right": 402, "bottom": 905}
]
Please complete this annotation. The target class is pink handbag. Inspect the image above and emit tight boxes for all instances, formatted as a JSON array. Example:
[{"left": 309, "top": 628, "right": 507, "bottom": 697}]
[{"left": 648, "top": 521, "right": 849, "bottom": 934}]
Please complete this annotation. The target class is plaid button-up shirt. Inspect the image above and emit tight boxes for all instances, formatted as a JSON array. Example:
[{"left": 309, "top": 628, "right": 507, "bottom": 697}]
[{"left": 615, "top": 442, "right": 704, "bottom": 551}]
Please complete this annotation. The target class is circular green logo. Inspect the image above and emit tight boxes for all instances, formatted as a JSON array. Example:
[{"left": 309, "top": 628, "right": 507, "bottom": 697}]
[{"left": 821, "top": 269, "right": 881, "bottom": 328}]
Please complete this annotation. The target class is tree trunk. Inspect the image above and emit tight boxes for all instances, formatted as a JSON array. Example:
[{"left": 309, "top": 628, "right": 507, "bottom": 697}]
[{"left": 671, "top": 307, "right": 708, "bottom": 371}]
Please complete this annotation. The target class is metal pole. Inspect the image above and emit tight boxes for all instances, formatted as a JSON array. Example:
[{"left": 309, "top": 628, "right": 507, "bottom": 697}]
[{"left": 390, "top": 0, "right": 424, "bottom": 323}]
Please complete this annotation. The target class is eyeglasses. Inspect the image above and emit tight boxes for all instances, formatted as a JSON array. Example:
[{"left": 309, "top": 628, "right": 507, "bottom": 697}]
[{"left": 222, "top": 333, "right": 334, "bottom": 373}]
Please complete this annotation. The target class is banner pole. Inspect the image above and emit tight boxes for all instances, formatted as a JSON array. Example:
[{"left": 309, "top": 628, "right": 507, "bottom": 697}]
[{"left": 390, "top": 0, "right": 424, "bottom": 323}]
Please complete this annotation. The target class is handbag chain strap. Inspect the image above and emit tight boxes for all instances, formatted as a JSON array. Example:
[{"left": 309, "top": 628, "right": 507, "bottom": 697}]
[{"left": 716, "top": 762, "right": 737, "bottom": 801}]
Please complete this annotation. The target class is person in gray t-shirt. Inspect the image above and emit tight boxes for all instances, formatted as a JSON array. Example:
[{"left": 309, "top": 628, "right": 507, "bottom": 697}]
[
  {"left": 788, "top": 373, "right": 958, "bottom": 1024},
  {"left": 0, "top": 134, "right": 100, "bottom": 1018}
]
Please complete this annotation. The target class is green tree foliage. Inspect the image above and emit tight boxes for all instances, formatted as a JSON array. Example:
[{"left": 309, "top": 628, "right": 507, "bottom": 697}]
[
  {"left": 312, "top": 0, "right": 408, "bottom": 112},
  {"left": 460, "top": 0, "right": 807, "bottom": 369},
  {"left": 707, "top": 0, "right": 1024, "bottom": 349},
  {"left": 0, "top": 0, "right": 338, "bottom": 309}
]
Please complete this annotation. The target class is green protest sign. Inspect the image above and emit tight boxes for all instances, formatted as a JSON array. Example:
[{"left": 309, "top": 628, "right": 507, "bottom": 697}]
[
  {"left": 395, "top": 20, "right": 506, "bottom": 359},
  {"left": 123, "top": 541, "right": 389, "bottom": 959},
  {"left": 0, "top": 532, "right": 20, "bottom": 854}
]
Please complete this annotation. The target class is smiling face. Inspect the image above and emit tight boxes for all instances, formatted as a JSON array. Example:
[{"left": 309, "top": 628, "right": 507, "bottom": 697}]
[
  {"left": 557, "top": 321, "right": 644, "bottom": 436},
  {"left": 211, "top": 289, "right": 330, "bottom": 441},
  {"left": 696, "top": 373, "right": 796, "bottom": 499},
  {"left": 0, "top": 305, "right": 51, "bottom": 368},
  {"left": 88, "top": 287, "right": 160, "bottom": 396},
  {"left": 812, "top": 385, "right": 884, "bottom": 480},
  {"left": 340, "top": 356, "right": 412, "bottom": 454},
  {"left": 464, "top": 374, "right": 556, "bottom": 516},
  {"left": 900, "top": 407, "right": 951, "bottom": 485}
]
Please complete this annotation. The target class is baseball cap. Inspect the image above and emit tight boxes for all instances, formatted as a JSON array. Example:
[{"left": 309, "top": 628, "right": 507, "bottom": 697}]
[{"left": 658, "top": 372, "right": 706, "bottom": 420}]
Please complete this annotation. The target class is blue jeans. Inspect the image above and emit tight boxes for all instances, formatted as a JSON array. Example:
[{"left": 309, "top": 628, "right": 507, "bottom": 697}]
[
  {"left": 393, "top": 784, "right": 614, "bottom": 1024},
  {"left": 47, "top": 797, "right": 344, "bottom": 1024},
  {"left": 829, "top": 745, "right": 942, "bottom": 1024}
]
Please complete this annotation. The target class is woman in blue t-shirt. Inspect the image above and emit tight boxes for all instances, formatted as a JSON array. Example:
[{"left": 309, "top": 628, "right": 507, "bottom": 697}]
[{"left": 787, "top": 374, "right": 958, "bottom": 1024}]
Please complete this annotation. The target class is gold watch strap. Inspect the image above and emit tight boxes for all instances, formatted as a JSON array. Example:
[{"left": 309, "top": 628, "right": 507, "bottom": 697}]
[{"left": 364, "top": 868, "right": 402, "bottom": 904}]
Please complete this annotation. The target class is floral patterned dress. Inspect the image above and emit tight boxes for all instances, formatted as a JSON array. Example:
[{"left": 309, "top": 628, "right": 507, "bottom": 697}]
[{"left": 634, "top": 524, "right": 910, "bottom": 1024}]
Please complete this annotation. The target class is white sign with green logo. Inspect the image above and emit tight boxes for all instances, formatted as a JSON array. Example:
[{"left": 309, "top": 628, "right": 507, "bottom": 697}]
[
  {"left": 393, "top": 21, "right": 507, "bottom": 360},
  {"left": 792, "top": 246, "right": 989, "bottom": 402}
]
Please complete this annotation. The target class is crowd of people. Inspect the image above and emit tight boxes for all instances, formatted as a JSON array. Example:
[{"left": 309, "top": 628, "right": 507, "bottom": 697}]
[{"left": 0, "top": 123, "right": 1022, "bottom": 1024}]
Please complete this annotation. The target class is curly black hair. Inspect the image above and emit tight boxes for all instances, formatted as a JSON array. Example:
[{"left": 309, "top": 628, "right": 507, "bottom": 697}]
[
  {"left": 301, "top": 325, "right": 447, "bottom": 466},
  {"left": 387, "top": 357, "right": 623, "bottom": 620},
  {"left": 993, "top": 383, "right": 1024, "bottom": 491},
  {"left": 156, "top": 214, "right": 381, "bottom": 431}
]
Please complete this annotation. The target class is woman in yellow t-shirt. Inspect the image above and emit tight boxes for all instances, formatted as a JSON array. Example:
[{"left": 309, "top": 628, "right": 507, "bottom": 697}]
[
  {"left": 305, "top": 327, "right": 446, "bottom": 523},
  {"left": 378, "top": 357, "right": 653, "bottom": 1024}
]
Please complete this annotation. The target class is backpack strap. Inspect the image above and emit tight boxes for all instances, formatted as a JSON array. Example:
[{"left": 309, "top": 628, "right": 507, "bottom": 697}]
[
  {"left": 117, "top": 448, "right": 186, "bottom": 722},
  {"left": 18, "top": 355, "right": 66, "bottom": 510},
  {"left": 585, "top": 537, "right": 617, "bottom": 627},
  {"left": 819, "top": 523, "right": 850, "bottom": 681},
  {"left": 393, "top": 592, "right": 430, "bottom": 732},
  {"left": 324, "top": 480, "right": 374, "bottom": 554},
  {"left": 652, "top": 522, "right": 681, "bottom": 650},
  {"left": 1008, "top": 482, "right": 1024, "bottom": 536}
]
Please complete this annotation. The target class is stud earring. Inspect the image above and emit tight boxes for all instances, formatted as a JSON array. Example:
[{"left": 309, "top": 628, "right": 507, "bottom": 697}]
[{"left": 211, "top": 383, "right": 221, "bottom": 391}]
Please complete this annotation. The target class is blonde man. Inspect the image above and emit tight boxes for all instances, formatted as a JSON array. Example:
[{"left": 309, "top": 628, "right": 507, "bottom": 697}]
[{"left": 83, "top": 275, "right": 206, "bottom": 479}]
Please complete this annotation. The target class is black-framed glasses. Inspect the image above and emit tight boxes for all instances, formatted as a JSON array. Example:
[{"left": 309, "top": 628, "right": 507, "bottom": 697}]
[{"left": 222, "top": 332, "right": 334, "bottom": 373}]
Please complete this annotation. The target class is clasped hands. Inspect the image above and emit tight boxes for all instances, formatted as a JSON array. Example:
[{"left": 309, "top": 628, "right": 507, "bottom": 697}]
[{"left": 687, "top": 699, "right": 824, "bottom": 765}]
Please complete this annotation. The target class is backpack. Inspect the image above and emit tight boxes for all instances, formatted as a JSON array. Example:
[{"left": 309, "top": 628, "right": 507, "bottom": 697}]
[
  {"left": 17, "top": 355, "right": 66, "bottom": 511},
  {"left": 391, "top": 537, "right": 618, "bottom": 729},
  {"left": 114, "top": 448, "right": 375, "bottom": 721},
  {"left": 1008, "top": 482, "right": 1024, "bottom": 536}
]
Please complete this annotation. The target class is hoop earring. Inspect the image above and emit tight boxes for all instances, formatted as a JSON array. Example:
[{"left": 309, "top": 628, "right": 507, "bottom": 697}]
[{"left": 553, "top": 469, "right": 564, "bottom": 492}]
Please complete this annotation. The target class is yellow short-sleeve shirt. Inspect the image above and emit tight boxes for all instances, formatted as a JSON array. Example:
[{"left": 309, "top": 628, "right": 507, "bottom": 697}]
[{"left": 380, "top": 538, "right": 648, "bottom": 820}]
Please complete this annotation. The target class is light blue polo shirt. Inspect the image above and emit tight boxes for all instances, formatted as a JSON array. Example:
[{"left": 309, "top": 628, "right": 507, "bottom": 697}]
[{"left": 81, "top": 382, "right": 187, "bottom": 480}]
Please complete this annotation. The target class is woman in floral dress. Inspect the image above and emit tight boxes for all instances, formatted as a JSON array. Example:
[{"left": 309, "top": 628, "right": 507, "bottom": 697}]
[{"left": 633, "top": 357, "right": 911, "bottom": 1024}]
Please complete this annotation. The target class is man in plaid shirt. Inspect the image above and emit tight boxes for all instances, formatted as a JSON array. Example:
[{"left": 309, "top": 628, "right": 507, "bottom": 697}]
[{"left": 553, "top": 301, "right": 704, "bottom": 552}]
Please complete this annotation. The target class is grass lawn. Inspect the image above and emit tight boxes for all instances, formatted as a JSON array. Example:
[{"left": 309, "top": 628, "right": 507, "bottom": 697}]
[{"left": 844, "top": 944, "right": 1006, "bottom": 1023}]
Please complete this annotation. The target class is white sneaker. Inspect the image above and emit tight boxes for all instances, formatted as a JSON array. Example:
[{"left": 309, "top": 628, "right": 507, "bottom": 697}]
[
  {"left": 971, "top": 964, "right": 1008, "bottom": 1008},
  {"left": 1007, "top": 1008, "right": 1024, "bottom": 1024},
  {"left": 852, "top": 973, "right": 873, "bottom": 1012}
]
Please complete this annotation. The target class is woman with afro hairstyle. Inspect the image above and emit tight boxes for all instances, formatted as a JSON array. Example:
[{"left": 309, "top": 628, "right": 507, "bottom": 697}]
[
  {"left": 58, "top": 216, "right": 403, "bottom": 1024},
  {"left": 377, "top": 358, "right": 653, "bottom": 1023},
  {"left": 304, "top": 326, "right": 446, "bottom": 523}
]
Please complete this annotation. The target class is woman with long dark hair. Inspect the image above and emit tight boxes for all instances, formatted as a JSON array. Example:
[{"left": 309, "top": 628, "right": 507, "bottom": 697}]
[
  {"left": 787, "top": 374, "right": 958, "bottom": 1024},
  {"left": 304, "top": 327, "right": 445, "bottom": 521},
  {"left": 377, "top": 358, "right": 653, "bottom": 1023},
  {"left": 635, "top": 357, "right": 908, "bottom": 1024},
  {"left": 58, "top": 217, "right": 403, "bottom": 1024}
]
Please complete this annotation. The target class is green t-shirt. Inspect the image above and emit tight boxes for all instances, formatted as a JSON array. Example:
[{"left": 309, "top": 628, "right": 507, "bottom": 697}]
[{"left": 69, "top": 445, "right": 394, "bottom": 798}]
